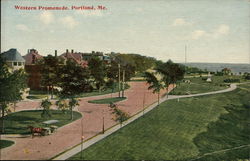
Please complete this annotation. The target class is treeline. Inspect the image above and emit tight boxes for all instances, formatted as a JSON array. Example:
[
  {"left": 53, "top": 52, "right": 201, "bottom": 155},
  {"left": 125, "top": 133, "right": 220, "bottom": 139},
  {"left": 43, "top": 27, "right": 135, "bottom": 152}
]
[
  {"left": 112, "top": 53, "right": 157, "bottom": 73},
  {"left": 38, "top": 53, "right": 158, "bottom": 98}
]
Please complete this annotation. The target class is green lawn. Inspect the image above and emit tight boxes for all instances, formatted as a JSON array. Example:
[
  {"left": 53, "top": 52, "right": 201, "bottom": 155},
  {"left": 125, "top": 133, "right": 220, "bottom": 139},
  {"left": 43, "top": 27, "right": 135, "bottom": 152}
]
[
  {"left": 1, "top": 110, "right": 82, "bottom": 134},
  {"left": 88, "top": 97, "right": 126, "bottom": 104},
  {"left": 69, "top": 83, "right": 250, "bottom": 160},
  {"left": 169, "top": 75, "right": 247, "bottom": 95},
  {"left": 28, "top": 84, "right": 130, "bottom": 99},
  {"left": 0, "top": 140, "right": 14, "bottom": 149}
]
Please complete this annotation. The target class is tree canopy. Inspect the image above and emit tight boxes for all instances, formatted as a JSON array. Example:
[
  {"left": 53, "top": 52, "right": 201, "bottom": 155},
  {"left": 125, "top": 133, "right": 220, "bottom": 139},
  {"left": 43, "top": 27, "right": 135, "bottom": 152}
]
[{"left": 0, "top": 56, "right": 27, "bottom": 132}]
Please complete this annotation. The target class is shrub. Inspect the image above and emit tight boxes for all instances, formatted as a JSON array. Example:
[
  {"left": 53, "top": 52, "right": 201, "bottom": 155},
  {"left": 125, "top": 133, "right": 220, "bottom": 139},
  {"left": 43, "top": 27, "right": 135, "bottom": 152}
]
[{"left": 223, "top": 79, "right": 240, "bottom": 83}]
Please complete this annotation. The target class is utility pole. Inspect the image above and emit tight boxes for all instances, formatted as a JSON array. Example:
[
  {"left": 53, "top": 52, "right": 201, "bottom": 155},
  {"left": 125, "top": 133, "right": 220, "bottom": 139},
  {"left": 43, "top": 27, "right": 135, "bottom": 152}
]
[
  {"left": 118, "top": 64, "right": 121, "bottom": 98},
  {"left": 185, "top": 45, "right": 188, "bottom": 74},
  {"left": 102, "top": 109, "right": 105, "bottom": 134},
  {"left": 80, "top": 116, "right": 84, "bottom": 159},
  {"left": 185, "top": 45, "right": 187, "bottom": 65},
  {"left": 122, "top": 69, "right": 125, "bottom": 97},
  {"left": 142, "top": 90, "right": 146, "bottom": 115}
]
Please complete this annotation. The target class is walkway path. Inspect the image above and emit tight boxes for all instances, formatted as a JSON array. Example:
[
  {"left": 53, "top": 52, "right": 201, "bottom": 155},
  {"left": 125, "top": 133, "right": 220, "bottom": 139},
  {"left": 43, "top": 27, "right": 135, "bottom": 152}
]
[
  {"left": 1, "top": 82, "right": 173, "bottom": 160},
  {"left": 52, "top": 83, "right": 237, "bottom": 160}
]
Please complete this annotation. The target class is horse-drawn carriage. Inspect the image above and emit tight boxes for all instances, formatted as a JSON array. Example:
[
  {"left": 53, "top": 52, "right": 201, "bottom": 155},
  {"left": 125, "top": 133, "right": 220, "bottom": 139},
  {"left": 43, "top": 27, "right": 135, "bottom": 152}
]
[{"left": 28, "top": 120, "right": 59, "bottom": 138}]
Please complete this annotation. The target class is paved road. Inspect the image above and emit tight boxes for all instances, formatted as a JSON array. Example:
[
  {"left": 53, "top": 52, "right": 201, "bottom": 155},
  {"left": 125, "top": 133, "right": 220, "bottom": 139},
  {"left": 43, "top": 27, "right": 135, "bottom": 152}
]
[
  {"left": 53, "top": 83, "right": 237, "bottom": 160},
  {"left": 1, "top": 82, "right": 173, "bottom": 160}
]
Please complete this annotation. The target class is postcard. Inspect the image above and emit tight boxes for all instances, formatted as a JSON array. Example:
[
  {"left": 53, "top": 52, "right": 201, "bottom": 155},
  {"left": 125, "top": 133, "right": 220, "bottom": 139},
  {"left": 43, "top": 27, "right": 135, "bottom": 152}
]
[{"left": 1, "top": 0, "right": 249, "bottom": 160}]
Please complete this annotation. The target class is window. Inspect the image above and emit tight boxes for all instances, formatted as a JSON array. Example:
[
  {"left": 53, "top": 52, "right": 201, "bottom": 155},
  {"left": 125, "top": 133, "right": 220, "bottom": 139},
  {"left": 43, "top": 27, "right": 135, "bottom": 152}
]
[
  {"left": 13, "top": 62, "right": 17, "bottom": 66},
  {"left": 18, "top": 62, "right": 22, "bottom": 66}
]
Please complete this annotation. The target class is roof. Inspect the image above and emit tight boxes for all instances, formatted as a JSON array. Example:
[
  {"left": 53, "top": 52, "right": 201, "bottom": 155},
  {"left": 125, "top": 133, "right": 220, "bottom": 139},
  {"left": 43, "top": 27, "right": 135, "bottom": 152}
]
[
  {"left": 1, "top": 48, "right": 25, "bottom": 62},
  {"left": 60, "top": 52, "right": 88, "bottom": 68},
  {"left": 23, "top": 49, "right": 43, "bottom": 65}
]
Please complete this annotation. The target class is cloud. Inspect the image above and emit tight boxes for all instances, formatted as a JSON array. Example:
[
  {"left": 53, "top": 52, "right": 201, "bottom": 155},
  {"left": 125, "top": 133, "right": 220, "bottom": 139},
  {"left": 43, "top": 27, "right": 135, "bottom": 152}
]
[
  {"left": 75, "top": 10, "right": 103, "bottom": 17},
  {"left": 135, "top": 7, "right": 144, "bottom": 13},
  {"left": 216, "top": 25, "right": 230, "bottom": 35},
  {"left": 172, "top": 18, "right": 191, "bottom": 26},
  {"left": 16, "top": 24, "right": 29, "bottom": 31},
  {"left": 59, "top": 16, "right": 78, "bottom": 29},
  {"left": 191, "top": 30, "right": 207, "bottom": 39},
  {"left": 40, "top": 11, "right": 54, "bottom": 24},
  {"left": 191, "top": 24, "right": 230, "bottom": 40}
]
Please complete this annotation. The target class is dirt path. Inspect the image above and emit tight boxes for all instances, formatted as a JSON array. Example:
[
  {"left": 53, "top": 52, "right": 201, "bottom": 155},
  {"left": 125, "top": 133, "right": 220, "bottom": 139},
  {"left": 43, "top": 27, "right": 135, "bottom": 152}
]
[
  {"left": 1, "top": 81, "right": 172, "bottom": 160},
  {"left": 190, "top": 144, "right": 250, "bottom": 161}
]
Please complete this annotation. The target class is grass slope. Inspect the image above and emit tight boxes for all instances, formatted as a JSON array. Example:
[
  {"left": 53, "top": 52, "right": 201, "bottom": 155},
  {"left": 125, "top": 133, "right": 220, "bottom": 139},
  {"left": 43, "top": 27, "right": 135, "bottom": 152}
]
[
  {"left": 88, "top": 97, "right": 126, "bottom": 104},
  {"left": 0, "top": 140, "right": 14, "bottom": 149},
  {"left": 170, "top": 75, "right": 246, "bottom": 95},
  {"left": 69, "top": 83, "right": 250, "bottom": 160},
  {"left": 2, "top": 110, "right": 82, "bottom": 134}
]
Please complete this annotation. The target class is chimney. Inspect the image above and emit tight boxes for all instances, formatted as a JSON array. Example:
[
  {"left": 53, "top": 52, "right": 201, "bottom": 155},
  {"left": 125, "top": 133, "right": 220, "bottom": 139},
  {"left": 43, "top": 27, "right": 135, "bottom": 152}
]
[
  {"left": 66, "top": 49, "right": 69, "bottom": 57},
  {"left": 55, "top": 50, "right": 57, "bottom": 57},
  {"left": 71, "top": 49, "right": 74, "bottom": 53}
]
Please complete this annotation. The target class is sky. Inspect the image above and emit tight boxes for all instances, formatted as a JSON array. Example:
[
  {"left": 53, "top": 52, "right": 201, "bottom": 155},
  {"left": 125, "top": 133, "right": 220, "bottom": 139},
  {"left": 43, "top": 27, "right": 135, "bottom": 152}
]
[{"left": 1, "top": 0, "right": 250, "bottom": 64}]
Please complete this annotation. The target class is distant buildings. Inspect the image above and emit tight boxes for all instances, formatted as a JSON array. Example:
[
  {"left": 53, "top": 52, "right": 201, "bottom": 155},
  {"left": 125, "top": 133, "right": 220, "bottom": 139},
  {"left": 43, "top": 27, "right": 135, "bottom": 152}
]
[
  {"left": 60, "top": 49, "right": 88, "bottom": 68},
  {"left": 1, "top": 48, "right": 112, "bottom": 90},
  {"left": 1, "top": 48, "right": 25, "bottom": 70}
]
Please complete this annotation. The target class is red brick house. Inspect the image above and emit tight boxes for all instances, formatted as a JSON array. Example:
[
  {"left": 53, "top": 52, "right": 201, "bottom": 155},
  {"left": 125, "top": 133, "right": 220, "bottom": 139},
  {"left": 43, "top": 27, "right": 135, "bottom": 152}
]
[{"left": 23, "top": 49, "right": 43, "bottom": 90}]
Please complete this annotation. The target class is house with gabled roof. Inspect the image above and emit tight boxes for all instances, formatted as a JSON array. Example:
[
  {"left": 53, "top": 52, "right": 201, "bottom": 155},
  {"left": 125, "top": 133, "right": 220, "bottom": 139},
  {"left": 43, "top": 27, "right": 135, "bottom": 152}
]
[
  {"left": 1, "top": 48, "right": 25, "bottom": 70},
  {"left": 23, "top": 49, "right": 43, "bottom": 65},
  {"left": 60, "top": 49, "right": 88, "bottom": 68}
]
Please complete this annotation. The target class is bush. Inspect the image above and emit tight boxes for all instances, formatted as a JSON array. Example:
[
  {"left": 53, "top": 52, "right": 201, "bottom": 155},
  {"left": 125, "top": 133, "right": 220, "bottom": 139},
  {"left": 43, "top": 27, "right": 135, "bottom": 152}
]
[
  {"left": 202, "top": 77, "right": 208, "bottom": 81},
  {"left": 244, "top": 75, "right": 250, "bottom": 80},
  {"left": 223, "top": 79, "right": 240, "bottom": 83}
]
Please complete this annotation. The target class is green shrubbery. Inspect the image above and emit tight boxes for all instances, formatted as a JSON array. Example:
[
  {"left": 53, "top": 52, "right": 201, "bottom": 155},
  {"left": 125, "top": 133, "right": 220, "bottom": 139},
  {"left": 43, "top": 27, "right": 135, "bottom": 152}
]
[{"left": 223, "top": 79, "right": 240, "bottom": 83}]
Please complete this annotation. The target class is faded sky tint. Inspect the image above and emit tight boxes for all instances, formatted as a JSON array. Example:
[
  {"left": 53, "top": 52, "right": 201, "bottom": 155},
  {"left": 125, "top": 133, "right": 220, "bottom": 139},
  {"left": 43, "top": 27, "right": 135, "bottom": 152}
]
[{"left": 1, "top": 0, "right": 250, "bottom": 63}]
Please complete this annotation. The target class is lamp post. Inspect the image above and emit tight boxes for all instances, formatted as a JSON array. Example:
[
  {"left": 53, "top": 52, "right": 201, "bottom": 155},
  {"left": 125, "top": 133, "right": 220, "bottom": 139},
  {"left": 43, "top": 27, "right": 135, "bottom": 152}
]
[
  {"left": 80, "top": 115, "right": 84, "bottom": 159},
  {"left": 118, "top": 64, "right": 121, "bottom": 98},
  {"left": 122, "top": 69, "right": 125, "bottom": 97},
  {"left": 143, "top": 89, "right": 146, "bottom": 116},
  {"left": 102, "top": 109, "right": 105, "bottom": 134}
]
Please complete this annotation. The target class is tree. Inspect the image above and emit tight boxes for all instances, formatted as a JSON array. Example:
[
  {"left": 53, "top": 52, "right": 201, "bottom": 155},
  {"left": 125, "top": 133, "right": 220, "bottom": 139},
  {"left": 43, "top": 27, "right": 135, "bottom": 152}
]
[
  {"left": 56, "top": 99, "right": 68, "bottom": 114},
  {"left": 57, "top": 60, "right": 89, "bottom": 120},
  {"left": 155, "top": 60, "right": 185, "bottom": 96},
  {"left": 0, "top": 56, "right": 27, "bottom": 133},
  {"left": 88, "top": 56, "right": 107, "bottom": 92},
  {"left": 68, "top": 98, "right": 79, "bottom": 120},
  {"left": 38, "top": 55, "right": 62, "bottom": 99},
  {"left": 143, "top": 72, "right": 164, "bottom": 105},
  {"left": 58, "top": 59, "right": 91, "bottom": 96},
  {"left": 40, "top": 99, "right": 52, "bottom": 118},
  {"left": 109, "top": 104, "right": 129, "bottom": 127}
]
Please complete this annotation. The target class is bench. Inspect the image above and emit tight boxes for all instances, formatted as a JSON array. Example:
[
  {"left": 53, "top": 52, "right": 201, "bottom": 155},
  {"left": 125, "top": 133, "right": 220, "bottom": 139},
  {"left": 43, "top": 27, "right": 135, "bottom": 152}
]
[{"left": 42, "top": 120, "right": 59, "bottom": 133}]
